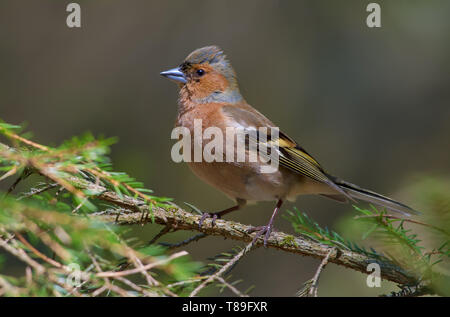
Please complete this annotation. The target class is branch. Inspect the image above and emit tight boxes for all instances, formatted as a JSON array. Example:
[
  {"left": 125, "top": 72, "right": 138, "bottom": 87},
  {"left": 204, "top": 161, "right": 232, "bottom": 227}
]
[
  {"left": 72, "top": 178, "right": 419, "bottom": 287},
  {"left": 189, "top": 242, "right": 253, "bottom": 297},
  {"left": 96, "top": 251, "right": 188, "bottom": 278},
  {"left": 308, "top": 247, "right": 335, "bottom": 297}
]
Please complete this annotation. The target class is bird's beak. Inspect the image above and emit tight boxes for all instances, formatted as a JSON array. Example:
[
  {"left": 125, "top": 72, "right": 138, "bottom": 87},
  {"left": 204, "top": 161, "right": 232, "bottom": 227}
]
[{"left": 160, "top": 67, "right": 186, "bottom": 84}]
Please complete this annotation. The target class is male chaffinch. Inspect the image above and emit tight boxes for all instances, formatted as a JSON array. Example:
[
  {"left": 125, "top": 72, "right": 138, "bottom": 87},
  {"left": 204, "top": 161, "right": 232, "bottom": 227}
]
[{"left": 161, "top": 46, "right": 418, "bottom": 246}]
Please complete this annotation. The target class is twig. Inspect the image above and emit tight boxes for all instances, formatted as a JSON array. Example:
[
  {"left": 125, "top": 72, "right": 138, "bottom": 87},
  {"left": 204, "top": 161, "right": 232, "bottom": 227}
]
[
  {"left": 308, "top": 247, "right": 335, "bottom": 297},
  {"left": 215, "top": 276, "right": 249, "bottom": 297},
  {"left": 91, "top": 285, "right": 108, "bottom": 297},
  {"left": 87, "top": 250, "right": 131, "bottom": 297},
  {"left": 0, "top": 165, "right": 18, "bottom": 182},
  {"left": 96, "top": 251, "right": 188, "bottom": 278},
  {"left": 6, "top": 168, "right": 32, "bottom": 195},
  {"left": 0, "top": 128, "right": 49, "bottom": 151},
  {"left": 160, "top": 233, "right": 208, "bottom": 249},
  {"left": 0, "top": 236, "right": 84, "bottom": 296},
  {"left": 24, "top": 220, "right": 71, "bottom": 261},
  {"left": 189, "top": 242, "right": 254, "bottom": 297},
  {"left": 148, "top": 226, "right": 172, "bottom": 245},
  {"left": 167, "top": 276, "right": 209, "bottom": 289},
  {"left": 0, "top": 236, "right": 45, "bottom": 274},
  {"left": 18, "top": 183, "right": 58, "bottom": 200},
  {"left": 112, "top": 276, "right": 160, "bottom": 297},
  {"left": 15, "top": 232, "right": 64, "bottom": 268},
  {"left": 72, "top": 197, "right": 87, "bottom": 213},
  {"left": 0, "top": 275, "right": 20, "bottom": 296}
]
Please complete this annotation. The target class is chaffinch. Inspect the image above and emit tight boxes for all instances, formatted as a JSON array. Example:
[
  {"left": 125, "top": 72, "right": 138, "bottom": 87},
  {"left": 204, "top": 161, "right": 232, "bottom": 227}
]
[{"left": 161, "top": 46, "right": 418, "bottom": 246}]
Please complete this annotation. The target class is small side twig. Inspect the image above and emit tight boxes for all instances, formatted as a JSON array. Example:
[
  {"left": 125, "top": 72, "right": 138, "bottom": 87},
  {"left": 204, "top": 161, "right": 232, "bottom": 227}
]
[
  {"left": 96, "top": 251, "right": 188, "bottom": 278},
  {"left": 15, "top": 232, "right": 64, "bottom": 269},
  {"left": 189, "top": 242, "right": 254, "bottom": 297},
  {"left": 299, "top": 247, "right": 335, "bottom": 297},
  {"left": 160, "top": 233, "right": 208, "bottom": 249},
  {"left": 18, "top": 183, "right": 58, "bottom": 200},
  {"left": 6, "top": 168, "right": 33, "bottom": 195},
  {"left": 148, "top": 226, "right": 173, "bottom": 245},
  {"left": 215, "top": 276, "right": 249, "bottom": 297}
]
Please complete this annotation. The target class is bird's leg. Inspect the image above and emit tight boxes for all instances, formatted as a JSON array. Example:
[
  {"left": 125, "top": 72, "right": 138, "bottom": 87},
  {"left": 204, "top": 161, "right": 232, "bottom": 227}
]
[
  {"left": 198, "top": 199, "right": 246, "bottom": 228},
  {"left": 247, "top": 199, "right": 283, "bottom": 247}
]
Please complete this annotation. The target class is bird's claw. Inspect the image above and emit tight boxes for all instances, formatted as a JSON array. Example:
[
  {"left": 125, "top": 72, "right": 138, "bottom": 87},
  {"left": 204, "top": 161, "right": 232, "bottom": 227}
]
[
  {"left": 198, "top": 212, "right": 220, "bottom": 229},
  {"left": 247, "top": 225, "right": 274, "bottom": 248}
]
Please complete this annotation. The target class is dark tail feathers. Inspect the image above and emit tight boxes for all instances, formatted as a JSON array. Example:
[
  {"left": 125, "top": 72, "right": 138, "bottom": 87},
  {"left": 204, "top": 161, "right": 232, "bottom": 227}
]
[{"left": 329, "top": 176, "right": 420, "bottom": 216}]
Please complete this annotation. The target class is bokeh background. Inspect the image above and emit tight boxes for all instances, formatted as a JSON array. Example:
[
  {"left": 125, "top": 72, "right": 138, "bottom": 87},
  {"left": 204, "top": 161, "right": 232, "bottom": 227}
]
[{"left": 1, "top": 0, "right": 449, "bottom": 296}]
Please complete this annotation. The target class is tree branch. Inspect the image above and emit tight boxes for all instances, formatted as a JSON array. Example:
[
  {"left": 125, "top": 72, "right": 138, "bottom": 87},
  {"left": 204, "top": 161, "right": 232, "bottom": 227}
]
[{"left": 73, "top": 178, "right": 419, "bottom": 287}]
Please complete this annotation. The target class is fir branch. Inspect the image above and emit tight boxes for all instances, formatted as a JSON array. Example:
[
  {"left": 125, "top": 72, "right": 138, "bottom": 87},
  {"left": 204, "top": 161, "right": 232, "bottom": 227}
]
[
  {"left": 78, "top": 177, "right": 418, "bottom": 286},
  {"left": 1, "top": 120, "right": 448, "bottom": 297}
]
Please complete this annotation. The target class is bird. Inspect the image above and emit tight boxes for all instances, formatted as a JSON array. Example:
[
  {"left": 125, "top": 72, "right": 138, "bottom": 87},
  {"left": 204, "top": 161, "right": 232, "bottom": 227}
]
[{"left": 160, "top": 45, "right": 419, "bottom": 247}]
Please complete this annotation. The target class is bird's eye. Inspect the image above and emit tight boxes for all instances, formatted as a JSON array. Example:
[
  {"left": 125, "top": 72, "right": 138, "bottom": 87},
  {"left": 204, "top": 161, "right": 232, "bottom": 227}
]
[{"left": 196, "top": 69, "right": 205, "bottom": 76}]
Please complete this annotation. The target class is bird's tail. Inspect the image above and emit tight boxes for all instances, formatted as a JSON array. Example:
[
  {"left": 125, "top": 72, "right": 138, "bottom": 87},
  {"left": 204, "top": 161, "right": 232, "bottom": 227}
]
[{"left": 328, "top": 176, "right": 420, "bottom": 216}]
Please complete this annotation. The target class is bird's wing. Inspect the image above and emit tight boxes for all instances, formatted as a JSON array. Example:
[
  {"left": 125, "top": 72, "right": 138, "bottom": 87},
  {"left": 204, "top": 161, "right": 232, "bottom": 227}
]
[
  {"left": 221, "top": 105, "right": 349, "bottom": 196},
  {"left": 221, "top": 105, "right": 422, "bottom": 214}
]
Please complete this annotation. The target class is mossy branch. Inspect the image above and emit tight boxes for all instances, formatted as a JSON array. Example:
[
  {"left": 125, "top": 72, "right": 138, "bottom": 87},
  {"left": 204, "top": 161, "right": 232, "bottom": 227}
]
[{"left": 71, "top": 177, "right": 419, "bottom": 287}]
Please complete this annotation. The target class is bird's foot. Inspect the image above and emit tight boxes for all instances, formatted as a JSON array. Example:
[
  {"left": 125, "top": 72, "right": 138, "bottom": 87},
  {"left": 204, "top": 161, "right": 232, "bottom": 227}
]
[
  {"left": 247, "top": 225, "right": 274, "bottom": 248},
  {"left": 198, "top": 212, "right": 221, "bottom": 229}
]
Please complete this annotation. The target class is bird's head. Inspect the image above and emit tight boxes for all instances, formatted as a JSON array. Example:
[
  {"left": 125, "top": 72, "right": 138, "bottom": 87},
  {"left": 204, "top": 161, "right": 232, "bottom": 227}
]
[{"left": 160, "top": 46, "right": 242, "bottom": 103}]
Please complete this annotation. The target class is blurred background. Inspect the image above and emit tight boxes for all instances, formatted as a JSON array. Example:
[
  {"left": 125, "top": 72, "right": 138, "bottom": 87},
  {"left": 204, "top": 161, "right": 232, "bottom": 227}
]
[{"left": 0, "top": 0, "right": 449, "bottom": 296}]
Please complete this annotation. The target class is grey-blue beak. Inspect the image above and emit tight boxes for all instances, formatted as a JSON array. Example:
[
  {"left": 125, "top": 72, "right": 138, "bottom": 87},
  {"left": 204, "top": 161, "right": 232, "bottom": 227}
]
[{"left": 160, "top": 67, "right": 186, "bottom": 84}]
